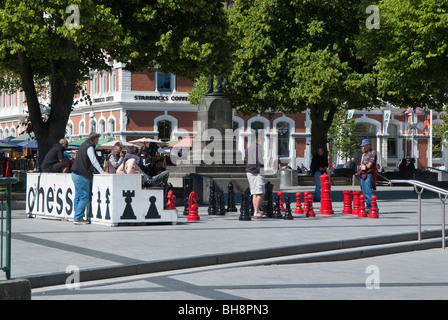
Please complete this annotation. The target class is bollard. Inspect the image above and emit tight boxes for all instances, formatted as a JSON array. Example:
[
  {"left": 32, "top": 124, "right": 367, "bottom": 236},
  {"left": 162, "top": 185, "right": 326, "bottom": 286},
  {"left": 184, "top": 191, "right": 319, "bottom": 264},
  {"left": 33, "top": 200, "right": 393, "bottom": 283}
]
[
  {"left": 294, "top": 192, "right": 303, "bottom": 214},
  {"left": 342, "top": 190, "right": 352, "bottom": 214},
  {"left": 369, "top": 195, "right": 379, "bottom": 219}
]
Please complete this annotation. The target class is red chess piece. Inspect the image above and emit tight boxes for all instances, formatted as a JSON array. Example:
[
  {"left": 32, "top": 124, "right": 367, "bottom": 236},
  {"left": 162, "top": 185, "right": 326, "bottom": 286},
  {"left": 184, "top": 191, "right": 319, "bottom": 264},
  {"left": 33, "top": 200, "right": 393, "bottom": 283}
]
[
  {"left": 307, "top": 194, "right": 315, "bottom": 217},
  {"left": 369, "top": 195, "right": 379, "bottom": 219},
  {"left": 166, "top": 190, "right": 176, "bottom": 210},
  {"left": 278, "top": 191, "right": 285, "bottom": 212},
  {"left": 352, "top": 190, "right": 361, "bottom": 215},
  {"left": 294, "top": 192, "right": 303, "bottom": 214},
  {"left": 303, "top": 192, "right": 309, "bottom": 214},
  {"left": 342, "top": 190, "right": 352, "bottom": 214},
  {"left": 321, "top": 182, "right": 334, "bottom": 215},
  {"left": 358, "top": 194, "right": 367, "bottom": 217},
  {"left": 187, "top": 191, "right": 200, "bottom": 221}
]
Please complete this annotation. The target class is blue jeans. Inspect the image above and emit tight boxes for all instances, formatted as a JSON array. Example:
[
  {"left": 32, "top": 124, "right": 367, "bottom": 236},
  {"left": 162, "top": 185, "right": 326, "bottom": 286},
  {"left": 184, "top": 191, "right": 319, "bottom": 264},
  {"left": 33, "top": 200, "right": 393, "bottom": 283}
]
[
  {"left": 71, "top": 172, "right": 91, "bottom": 221},
  {"left": 314, "top": 171, "right": 323, "bottom": 201},
  {"left": 359, "top": 173, "right": 374, "bottom": 209}
]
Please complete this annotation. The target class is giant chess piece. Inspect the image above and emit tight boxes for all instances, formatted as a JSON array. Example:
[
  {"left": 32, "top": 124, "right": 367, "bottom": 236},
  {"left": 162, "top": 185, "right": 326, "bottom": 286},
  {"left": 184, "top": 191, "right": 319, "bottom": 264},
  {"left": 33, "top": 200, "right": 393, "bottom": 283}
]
[
  {"left": 262, "top": 181, "right": 274, "bottom": 218},
  {"left": 239, "top": 189, "right": 251, "bottom": 221},
  {"left": 216, "top": 187, "right": 226, "bottom": 215},
  {"left": 208, "top": 182, "right": 216, "bottom": 215},
  {"left": 283, "top": 197, "right": 294, "bottom": 220},
  {"left": 273, "top": 195, "right": 283, "bottom": 219},
  {"left": 226, "top": 181, "right": 238, "bottom": 212}
]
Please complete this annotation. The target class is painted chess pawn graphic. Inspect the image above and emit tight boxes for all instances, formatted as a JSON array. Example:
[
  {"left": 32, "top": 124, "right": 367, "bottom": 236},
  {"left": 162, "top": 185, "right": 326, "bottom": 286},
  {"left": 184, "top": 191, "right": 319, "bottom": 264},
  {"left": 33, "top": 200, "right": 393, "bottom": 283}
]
[
  {"left": 121, "top": 190, "right": 137, "bottom": 220},
  {"left": 146, "top": 196, "right": 161, "bottom": 219},
  {"left": 96, "top": 190, "right": 102, "bottom": 219},
  {"left": 105, "top": 188, "right": 111, "bottom": 220}
]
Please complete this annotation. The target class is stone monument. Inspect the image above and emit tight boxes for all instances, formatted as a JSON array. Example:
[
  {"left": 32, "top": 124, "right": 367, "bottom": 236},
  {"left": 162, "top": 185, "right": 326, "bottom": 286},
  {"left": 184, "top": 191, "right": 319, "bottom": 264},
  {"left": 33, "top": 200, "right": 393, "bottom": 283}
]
[{"left": 167, "top": 76, "right": 280, "bottom": 203}]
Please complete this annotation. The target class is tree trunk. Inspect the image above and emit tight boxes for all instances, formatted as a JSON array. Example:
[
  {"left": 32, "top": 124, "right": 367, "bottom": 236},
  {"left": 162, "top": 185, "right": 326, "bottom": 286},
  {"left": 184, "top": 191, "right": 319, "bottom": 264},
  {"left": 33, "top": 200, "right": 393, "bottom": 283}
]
[
  {"left": 309, "top": 103, "right": 339, "bottom": 155},
  {"left": 17, "top": 51, "right": 77, "bottom": 168}
]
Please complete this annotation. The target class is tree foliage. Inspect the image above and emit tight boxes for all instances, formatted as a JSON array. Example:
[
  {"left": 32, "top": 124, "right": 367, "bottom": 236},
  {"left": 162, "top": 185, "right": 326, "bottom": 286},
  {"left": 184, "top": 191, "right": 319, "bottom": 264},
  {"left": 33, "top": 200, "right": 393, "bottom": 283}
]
[
  {"left": 0, "top": 0, "right": 232, "bottom": 162},
  {"left": 222, "top": 0, "right": 375, "bottom": 152}
]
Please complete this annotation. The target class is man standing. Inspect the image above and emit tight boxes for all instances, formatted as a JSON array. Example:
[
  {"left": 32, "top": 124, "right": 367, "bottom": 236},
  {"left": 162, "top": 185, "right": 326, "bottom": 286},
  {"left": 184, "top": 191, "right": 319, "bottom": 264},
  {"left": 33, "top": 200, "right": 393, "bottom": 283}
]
[
  {"left": 41, "top": 139, "right": 72, "bottom": 173},
  {"left": 107, "top": 141, "right": 124, "bottom": 173},
  {"left": 358, "top": 139, "right": 378, "bottom": 212},
  {"left": 70, "top": 133, "right": 108, "bottom": 225},
  {"left": 246, "top": 134, "right": 266, "bottom": 218},
  {"left": 310, "top": 147, "right": 328, "bottom": 202}
]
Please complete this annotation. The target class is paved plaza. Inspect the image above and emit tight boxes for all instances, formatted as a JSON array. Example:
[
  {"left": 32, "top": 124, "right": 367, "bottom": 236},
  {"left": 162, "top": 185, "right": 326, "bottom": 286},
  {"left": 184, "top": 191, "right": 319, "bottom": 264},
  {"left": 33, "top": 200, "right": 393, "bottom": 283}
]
[{"left": 2, "top": 185, "right": 448, "bottom": 300}]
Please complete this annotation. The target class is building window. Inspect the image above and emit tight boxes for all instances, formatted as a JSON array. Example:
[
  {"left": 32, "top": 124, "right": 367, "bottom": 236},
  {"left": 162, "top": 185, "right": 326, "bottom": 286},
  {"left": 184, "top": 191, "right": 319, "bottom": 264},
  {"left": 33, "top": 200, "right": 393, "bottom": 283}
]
[
  {"left": 158, "top": 120, "right": 172, "bottom": 141},
  {"left": 277, "top": 122, "right": 290, "bottom": 157},
  {"left": 251, "top": 121, "right": 265, "bottom": 140},
  {"left": 108, "top": 119, "right": 115, "bottom": 133},
  {"left": 156, "top": 71, "right": 172, "bottom": 92},
  {"left": 99, "top": 119, "right": 106, "bottom": 133},
  {"left": 387, "top": 124, "right": 398, "bottom": 158},
  {"left": 90, "top": 120, "right": 96, "bottom": 133},
  {"left": 79, "top": 122, "right": 85, "bottom": 135}
]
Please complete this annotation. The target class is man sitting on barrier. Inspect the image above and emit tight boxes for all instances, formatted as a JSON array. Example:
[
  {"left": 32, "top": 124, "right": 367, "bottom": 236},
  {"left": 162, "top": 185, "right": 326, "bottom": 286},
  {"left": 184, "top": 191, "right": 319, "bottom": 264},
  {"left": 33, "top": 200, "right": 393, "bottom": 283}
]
[
  {"left": 117, "top": 146, "right": 169, "bottom": 188},
  {"left": 41, "top": 139, "right": 73, "bottom": 173}
]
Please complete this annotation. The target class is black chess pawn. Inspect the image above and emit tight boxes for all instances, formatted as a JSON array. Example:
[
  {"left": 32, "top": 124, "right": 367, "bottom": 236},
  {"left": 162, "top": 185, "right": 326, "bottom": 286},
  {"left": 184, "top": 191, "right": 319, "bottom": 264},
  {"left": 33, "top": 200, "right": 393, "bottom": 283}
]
[
  {"left": 239, "top": 189, "right": 251, "bottom": 221},
  {"left": 273, "top": 195, "right": 283, "bottom": 219},
  {"left": 145, "top": 196, "right": 161, "bottom": 219},
  {"left": 283, "top": 196, "right": 294, "bottom": 220},
  {"left": 226, "top": 181, "right": 238, "bottom": 212},
  {"left": 216, "top": 188, "right": 226, "bottom": 215},
  {"left": 208, "top": 182, "right": 216, "bottom": 215}
]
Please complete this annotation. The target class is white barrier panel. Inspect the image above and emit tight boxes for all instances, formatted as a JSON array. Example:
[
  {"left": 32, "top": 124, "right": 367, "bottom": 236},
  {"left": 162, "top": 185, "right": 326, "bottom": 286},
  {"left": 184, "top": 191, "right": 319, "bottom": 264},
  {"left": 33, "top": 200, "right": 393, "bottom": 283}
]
[{"left": 26, "top": 173, "right": 178, "bottom": 226}]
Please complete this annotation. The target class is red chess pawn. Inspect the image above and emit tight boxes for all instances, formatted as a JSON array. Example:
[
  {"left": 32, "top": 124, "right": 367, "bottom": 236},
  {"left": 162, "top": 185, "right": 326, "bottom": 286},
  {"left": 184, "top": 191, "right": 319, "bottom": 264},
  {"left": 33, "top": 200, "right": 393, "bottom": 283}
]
[
  {"left": 358, "top": 194, "right": 367, "bottom": 218},
  {"left": 369, "top": 195, "right": 379, "bottom": 219},
  {"left": 303, "top": 192, "right": 309, "bottom": 214},
  {"left": 166, "top": 190, "right": 176, "bottom": 210},
  {"left": 187, "top": 191, "right": 200, "bottom": 221},
  {"left": 342, "top": 190, "right": 352, "bottom": 214},
  {"left": 278, "top": 191, "right": 285, "bottom": 212},
  {"left": 352, "top": 190, "right": 361, "bottom": 215},
  {"left": 294, "top": 192, "right": 303, "bottom": 214},
  {"left": 307, "top": 194, "right": 316, "bottom": 217}
]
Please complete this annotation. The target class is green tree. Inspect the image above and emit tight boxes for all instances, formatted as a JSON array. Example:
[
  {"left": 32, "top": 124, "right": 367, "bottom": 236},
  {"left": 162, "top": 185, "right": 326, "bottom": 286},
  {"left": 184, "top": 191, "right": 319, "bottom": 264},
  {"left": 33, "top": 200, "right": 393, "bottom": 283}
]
[
  {"left": 328, "top": 108, "right": 359, "bottom": 162},
  {"left": 222, "top": 0, "right": 375, "bottom": 153},
  {"left": 357, "top": 0, "right": 448, "bottom": 109},
  {"left": 0, "top": 0, "right": 231, "bottom": 163}
]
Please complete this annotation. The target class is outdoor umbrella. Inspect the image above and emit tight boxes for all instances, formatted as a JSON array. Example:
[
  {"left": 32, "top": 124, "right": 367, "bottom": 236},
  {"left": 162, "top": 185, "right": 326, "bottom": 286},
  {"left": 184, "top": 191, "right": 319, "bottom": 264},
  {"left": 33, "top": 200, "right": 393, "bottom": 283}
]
[
  {"left": 129, "top": 137, "right": 166, "bottom": 147},
  {"left": 18, "top": 140, "right": 38, "bottom": 149},
  {"left": 168, "top": 136, "right": 193, "bottom": 148},
  {"left": 96, "top": 140, "right": 138, "bottom": 150}
]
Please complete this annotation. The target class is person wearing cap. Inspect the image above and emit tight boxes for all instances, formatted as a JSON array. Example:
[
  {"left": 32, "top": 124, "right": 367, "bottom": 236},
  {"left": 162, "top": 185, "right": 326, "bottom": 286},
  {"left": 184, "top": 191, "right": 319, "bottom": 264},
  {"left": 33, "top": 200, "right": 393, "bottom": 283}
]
[
  {"left": 107, "top": 141, "right": 124, "bottom": 173},
  {"left": 71, "top": 132, "right": 108, "bottom": 225},
  {"left": 358, "top": 139, "right": 378, "bottom": 212}
]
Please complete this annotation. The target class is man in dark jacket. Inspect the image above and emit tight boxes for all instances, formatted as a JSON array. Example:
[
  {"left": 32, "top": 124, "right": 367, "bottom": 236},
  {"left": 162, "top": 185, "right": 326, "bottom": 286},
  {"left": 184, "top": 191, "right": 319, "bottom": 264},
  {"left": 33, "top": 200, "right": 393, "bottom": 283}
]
[
  {"left": 70, "top": 133, "right": 107, "bottom": 225},
  {"left": 310, "top": 147, "right": 328, "bottom": 202},
  {"left": 107, "top": 141, "right": 124, "bottom": 173},
  {"left": 41, "top": 139, "right": 72, "bottom": 173}
]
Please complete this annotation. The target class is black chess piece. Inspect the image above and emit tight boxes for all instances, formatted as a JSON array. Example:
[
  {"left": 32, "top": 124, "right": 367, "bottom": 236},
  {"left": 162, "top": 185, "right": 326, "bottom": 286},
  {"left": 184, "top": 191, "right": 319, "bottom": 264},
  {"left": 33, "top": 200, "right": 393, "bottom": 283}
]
[
  {"left": 262, "top": 181, "right": 274, "bottom": 218},
  {"left": 105, "top": 188, "right": 111, "bottom": 220},
  {"left": 216, "top": 188, "right": 226, "bottom": 215},
  {"left": 121, "top": 190, "right": 137, "bottom": 220},
  {"left": 249, "top": 193, "right": 254, "bottom": 216},
  {"left": 208, "top": 182, "right": 216, "bottom": 215},
  {"left": 283, "top": 196, "right": 294, "bottom": 220},
  {"left": 273, "top": 194, "right": 283, "bottom": 219},
  {"left": 96, "top": 190, "right": 102, "bottom": 219},
  {"left": 145, "top": 195, "right": 161, "bottom": 219},
  {"left": 239, "top": 189, "right": 251, "bottom": 221},
  {"left": 226, "top": 182, "right": 238, "bottom": 212}
]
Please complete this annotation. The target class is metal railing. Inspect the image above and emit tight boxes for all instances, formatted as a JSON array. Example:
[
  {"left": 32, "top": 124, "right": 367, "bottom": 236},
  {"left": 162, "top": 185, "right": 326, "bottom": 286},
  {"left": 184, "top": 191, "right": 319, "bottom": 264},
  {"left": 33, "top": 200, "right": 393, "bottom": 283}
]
[
  {"left": 0, "top": 177, "right": 17, "bottom": 280},
  {"left": 390, "top": 179, "right": 448, "bottom": 249}
]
